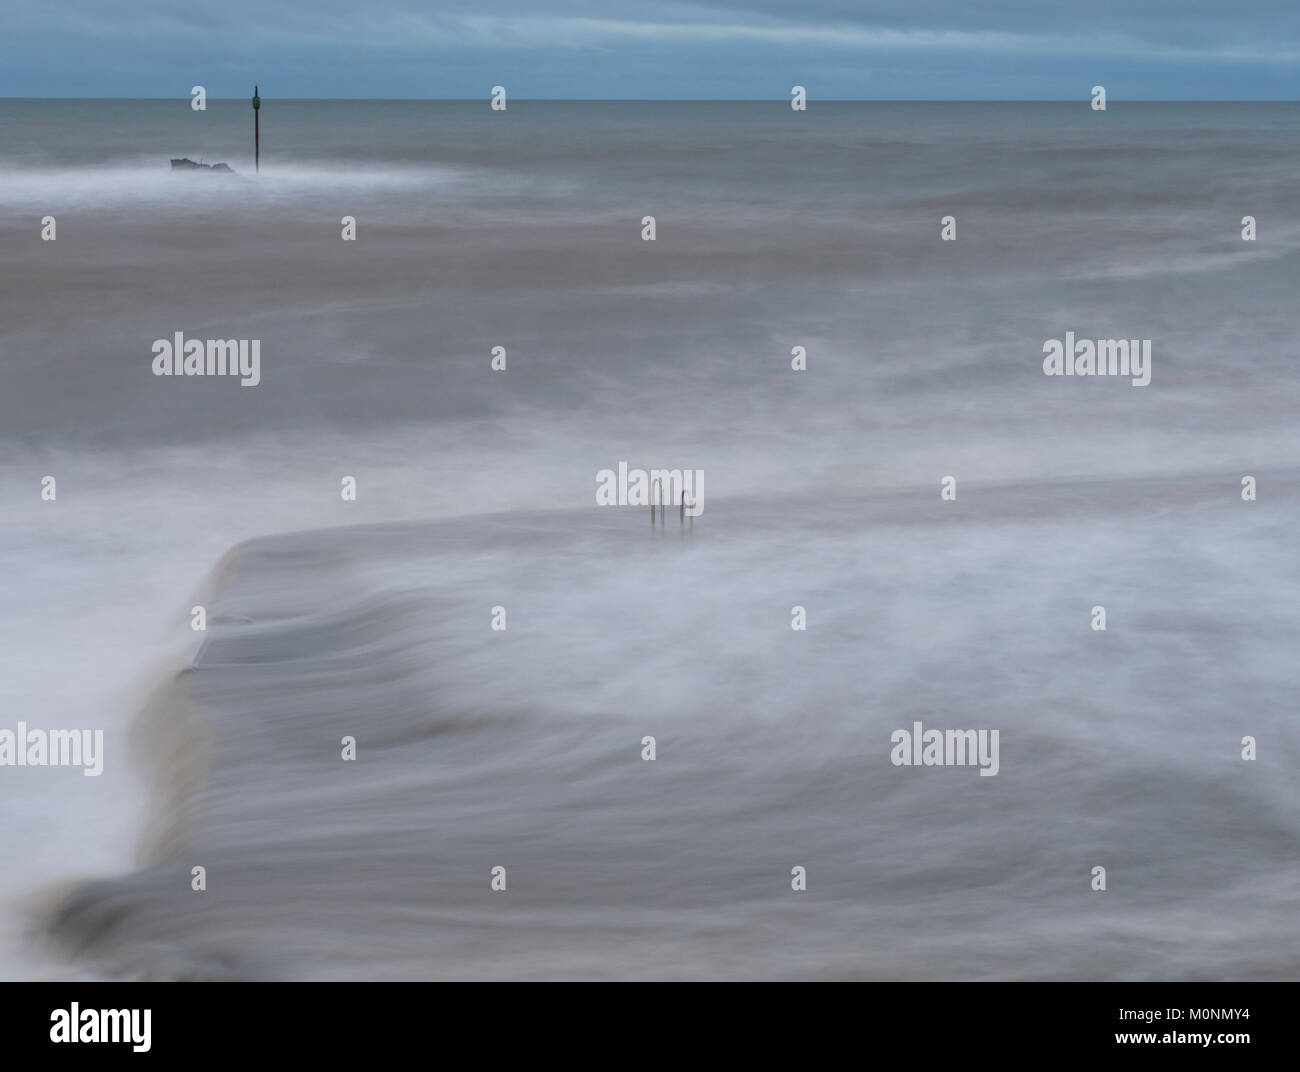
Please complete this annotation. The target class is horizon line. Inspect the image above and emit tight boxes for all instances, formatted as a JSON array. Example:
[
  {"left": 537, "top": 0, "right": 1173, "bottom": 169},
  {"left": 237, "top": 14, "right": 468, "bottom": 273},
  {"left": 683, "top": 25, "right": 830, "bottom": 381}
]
[{"left": 1, "top": 96, "right": 1298, "bottom": 103}]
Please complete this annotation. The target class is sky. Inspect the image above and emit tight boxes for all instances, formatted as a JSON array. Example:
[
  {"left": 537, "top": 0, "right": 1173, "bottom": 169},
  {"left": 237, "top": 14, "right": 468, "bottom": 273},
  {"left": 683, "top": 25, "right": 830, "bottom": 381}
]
[{"left": 1, "top": 0, "right": 1297, "bottom": 100}]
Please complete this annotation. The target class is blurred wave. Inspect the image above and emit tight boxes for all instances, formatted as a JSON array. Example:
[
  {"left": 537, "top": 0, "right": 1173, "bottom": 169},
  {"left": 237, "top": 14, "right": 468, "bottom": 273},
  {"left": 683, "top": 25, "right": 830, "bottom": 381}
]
[
  {"left": 0, "top": 161, "right": 473, "bottom": 213},
  {"left": 40, "top": 474, "right": 1300, "bottom": 979}
]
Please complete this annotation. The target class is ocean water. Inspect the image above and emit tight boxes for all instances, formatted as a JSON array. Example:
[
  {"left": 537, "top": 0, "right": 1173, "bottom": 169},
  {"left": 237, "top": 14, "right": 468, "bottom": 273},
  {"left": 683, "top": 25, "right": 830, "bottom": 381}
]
[{"left": 0, "top": 101, "right": 1297, "bottom": 979}]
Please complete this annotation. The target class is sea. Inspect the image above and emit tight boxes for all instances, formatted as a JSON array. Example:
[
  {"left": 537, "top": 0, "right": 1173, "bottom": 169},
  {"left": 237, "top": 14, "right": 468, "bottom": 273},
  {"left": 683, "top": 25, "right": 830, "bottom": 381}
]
[{"left": 0, "top": 100, "right": 1297, "bottom": 979}]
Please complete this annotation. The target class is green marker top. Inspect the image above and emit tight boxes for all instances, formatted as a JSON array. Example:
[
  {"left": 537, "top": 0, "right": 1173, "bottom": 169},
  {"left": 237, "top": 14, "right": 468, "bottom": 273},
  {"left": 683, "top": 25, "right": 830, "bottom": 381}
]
[{"left": 252, "top": 87, "right": 261, "bottom": 109}]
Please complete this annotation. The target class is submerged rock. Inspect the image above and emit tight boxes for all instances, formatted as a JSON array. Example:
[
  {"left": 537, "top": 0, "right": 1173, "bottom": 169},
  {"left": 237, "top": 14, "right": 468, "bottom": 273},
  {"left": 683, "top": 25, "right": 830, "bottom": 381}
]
[{"left": 170, "top": 158, "right": 236, "bottom": 173}]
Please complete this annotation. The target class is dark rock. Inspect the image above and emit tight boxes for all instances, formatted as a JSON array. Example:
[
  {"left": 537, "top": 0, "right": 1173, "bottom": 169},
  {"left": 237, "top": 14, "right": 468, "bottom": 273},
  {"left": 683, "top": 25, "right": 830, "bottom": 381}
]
[{"left": 170, "top": 158, "right": 237, "bottom": 174}]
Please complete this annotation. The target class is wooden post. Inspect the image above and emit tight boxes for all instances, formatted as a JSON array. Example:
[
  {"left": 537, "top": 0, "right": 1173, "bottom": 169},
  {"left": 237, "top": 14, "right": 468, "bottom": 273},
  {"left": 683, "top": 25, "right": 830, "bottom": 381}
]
[{"left": 252, "top": 85, "right": 261, "bottom": 173}]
